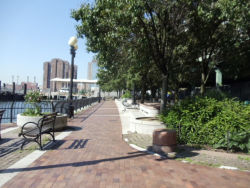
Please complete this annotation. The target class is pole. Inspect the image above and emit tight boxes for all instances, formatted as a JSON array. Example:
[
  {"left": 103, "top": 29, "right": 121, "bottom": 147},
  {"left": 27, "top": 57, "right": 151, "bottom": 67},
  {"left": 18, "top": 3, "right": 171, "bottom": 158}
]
[
  {"left": 132, "top": 83, "right": 136, "bottom": 105},
  {"left": 68, "top": 46, "right": 75, "bottom": 118},
  {"left": 12, "top": 82, "right": 15, "bottom": 95},
  {"left": 24, "top": 83, "right": 27, "bottom": 95},
  {"left": 98, "top": 87, "right": 101, "bottom": 103}
]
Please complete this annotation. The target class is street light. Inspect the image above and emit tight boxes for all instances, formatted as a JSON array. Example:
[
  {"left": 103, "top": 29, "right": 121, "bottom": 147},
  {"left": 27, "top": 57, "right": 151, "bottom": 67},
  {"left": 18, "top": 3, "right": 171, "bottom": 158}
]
[{"left": 68, "top": 36, "right": 78, "bottom": 118}]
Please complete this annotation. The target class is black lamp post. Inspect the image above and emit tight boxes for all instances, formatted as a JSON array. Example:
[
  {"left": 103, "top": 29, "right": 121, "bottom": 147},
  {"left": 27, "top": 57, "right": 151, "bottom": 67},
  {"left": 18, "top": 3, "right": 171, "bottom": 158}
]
[
  {"left": 132, "top": 83, "right": 136, "bottom": 105},
  {"left": 98, "top": 87, "right": 101, "bottom": 103},
  {"left": 68, "top": 36, "right": 78, "bottom": 118}
]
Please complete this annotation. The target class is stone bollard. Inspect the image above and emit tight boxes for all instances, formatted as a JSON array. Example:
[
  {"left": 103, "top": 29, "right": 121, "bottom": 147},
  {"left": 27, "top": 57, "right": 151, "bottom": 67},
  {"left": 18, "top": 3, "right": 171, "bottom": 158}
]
[{"left": 152, "top": 128, "right": 177, "bottom": 154}]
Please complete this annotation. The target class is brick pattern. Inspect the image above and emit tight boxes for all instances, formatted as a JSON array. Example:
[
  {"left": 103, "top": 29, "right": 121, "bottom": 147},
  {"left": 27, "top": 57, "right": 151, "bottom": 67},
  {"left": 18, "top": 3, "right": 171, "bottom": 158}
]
[
  {"left": 2, "top": 101, "right": 250, "bottom": 188},
  {"left": 1, "top": 123, "right": 17, "bottom": 130},
  {"left": 0, "top": 125, "right": 64, "bottom": 171},
  {"left": 0, "top": 128, "right": 33, "bottom": 171}
]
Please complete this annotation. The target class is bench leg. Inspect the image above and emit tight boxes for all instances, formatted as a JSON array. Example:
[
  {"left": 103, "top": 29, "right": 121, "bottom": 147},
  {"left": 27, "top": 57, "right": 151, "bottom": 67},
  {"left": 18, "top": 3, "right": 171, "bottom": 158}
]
[
  {"left": 48, "top": 132, "right": 55, "bottom": 142},
  {"left": 52, "top": 131, "right": 55, "bottom": 142},
  {"left": 39, "top": 135, "right": 43, "bottom": 150},
  {"left": 20, "top": 139, "right": 28, "bottom": 150}
]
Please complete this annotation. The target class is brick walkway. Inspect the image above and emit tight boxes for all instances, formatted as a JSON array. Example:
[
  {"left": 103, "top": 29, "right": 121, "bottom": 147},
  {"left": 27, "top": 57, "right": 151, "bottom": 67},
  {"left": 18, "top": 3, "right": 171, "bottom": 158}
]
[
  {"left": 1, "top": 123, "right": 17, "bottom": 130},
  {"left": 1, "top": 101, "right": 249, "bottom": 188}
]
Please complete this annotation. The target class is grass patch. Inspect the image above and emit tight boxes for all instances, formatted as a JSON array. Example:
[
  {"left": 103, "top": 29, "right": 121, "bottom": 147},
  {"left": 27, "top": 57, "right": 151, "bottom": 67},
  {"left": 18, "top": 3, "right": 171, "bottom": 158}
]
[
  {"left": 175, "top": 157, "right": 221, "bottom": 168},
  {"left": 238, "top": 156, "right": 250, "bottom": 162},
  {"left": 20, "top": 135, "right": 52, "bottom": 151}
]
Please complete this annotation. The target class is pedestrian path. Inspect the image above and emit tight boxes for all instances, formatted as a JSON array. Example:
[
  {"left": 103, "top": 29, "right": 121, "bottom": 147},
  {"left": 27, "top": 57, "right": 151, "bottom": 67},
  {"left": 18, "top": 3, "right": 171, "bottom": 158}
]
[{"left": 1, "top": 101, "right": 249, "bottom": 188}]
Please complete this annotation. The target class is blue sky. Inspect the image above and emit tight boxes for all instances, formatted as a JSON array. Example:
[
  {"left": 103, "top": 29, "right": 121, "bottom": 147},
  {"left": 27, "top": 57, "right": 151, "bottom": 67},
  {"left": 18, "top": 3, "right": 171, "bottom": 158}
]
[{"left": 0, "top": 0, "right": 95, "bottom": 86}]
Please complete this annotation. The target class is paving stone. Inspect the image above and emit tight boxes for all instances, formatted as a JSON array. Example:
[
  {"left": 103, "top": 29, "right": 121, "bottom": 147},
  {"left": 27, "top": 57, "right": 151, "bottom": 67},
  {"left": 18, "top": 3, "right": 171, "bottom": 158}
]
[{"left": 1, "top": 101, "right": 250, "bottom": 188}]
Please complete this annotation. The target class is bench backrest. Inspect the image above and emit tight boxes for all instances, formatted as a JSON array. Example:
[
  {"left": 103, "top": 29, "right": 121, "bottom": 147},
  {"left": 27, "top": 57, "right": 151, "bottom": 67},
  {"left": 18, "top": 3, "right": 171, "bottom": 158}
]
[
  {"left": 38, "top": 112, "right": 57, "bottom": 129},
  {"left": 0, "top": 110, "right": 5, "bottom": 124}
]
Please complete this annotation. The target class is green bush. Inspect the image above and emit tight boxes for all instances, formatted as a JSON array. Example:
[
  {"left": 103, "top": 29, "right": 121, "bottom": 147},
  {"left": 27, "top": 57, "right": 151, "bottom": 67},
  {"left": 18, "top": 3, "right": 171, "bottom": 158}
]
[
  {"left": 205, "top": 89, "right": 230, "bottom": 100},
  {"left": 23, "top": 91, "right": 43, "bottom": 116},
  {"left": 160, "top": 96, "right": 250, "bottom": 152},
  {"left": 122, "top": 90, "right": 132, "bottom": 99}
]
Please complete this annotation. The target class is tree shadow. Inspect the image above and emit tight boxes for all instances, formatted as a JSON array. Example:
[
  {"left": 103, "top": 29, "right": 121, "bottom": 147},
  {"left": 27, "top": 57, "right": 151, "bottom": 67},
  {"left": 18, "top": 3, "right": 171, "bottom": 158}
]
[
  {"left": 80, "top": 103, "right": 104, "bottom": 123},
  {"left": 0, "top": 151, "right": 149, "bottom": 174}
]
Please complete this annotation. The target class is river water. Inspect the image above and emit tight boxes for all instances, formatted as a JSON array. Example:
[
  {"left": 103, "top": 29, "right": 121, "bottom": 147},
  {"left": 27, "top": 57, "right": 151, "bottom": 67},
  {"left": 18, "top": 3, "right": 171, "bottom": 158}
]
[{"left": 0, "top": 101, "right": 52, "bottom": 124}]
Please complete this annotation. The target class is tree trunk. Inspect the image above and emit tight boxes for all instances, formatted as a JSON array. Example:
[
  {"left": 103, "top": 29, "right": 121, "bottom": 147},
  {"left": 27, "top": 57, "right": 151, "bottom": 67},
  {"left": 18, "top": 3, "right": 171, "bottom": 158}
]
[
  {"left": 174, "top": 89, "right": 179, "bottom": 103},
  {"left": 141, "top": 84, "right": 146, "bottom": 104},
  {"left": 160, "top": 75, "right": 168, "bottom": 113},
  {"left": 151, "top": 87, "right": 156, "bottom": 99},
  {"left": 201, "top": 72, "right": 206, "bottom": 95}
]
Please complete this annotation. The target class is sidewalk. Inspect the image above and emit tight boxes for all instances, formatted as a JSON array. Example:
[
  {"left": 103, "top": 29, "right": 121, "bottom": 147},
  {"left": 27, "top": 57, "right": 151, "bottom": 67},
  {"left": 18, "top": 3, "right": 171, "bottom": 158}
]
[{"left": 1, "top": 101, "right": 249, "bottom": 188}]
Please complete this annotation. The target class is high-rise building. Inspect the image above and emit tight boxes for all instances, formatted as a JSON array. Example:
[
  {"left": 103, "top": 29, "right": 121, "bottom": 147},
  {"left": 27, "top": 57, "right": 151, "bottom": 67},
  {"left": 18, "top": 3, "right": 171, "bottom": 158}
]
[
  {"left": 43, "top": 58, "right": 77, "bottom": 92},
  {"left": 87, "top": 57, "right": 98, "bottom": 90}
]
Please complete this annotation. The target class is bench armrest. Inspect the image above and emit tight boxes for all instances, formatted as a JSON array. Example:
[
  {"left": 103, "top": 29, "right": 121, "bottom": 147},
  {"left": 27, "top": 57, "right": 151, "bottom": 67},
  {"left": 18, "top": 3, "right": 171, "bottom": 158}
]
[{"left": 19, "top": 122, "right": 40, "bottom": 136}]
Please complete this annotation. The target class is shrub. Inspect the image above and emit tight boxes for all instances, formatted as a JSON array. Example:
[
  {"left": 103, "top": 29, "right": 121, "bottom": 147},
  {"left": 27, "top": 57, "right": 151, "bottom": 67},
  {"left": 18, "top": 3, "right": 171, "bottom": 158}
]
[
  {"left": 160, "top": 96, "right": 250, "bottom": 152},
  {"left": 23, "top": 91, "right": 43, "bottom": 116},
  {"left": 122, "top": 90, "right": 132, "bottom": 99},
  {"left": 205, "top": 89, "right": 230, "bottom": 100}
]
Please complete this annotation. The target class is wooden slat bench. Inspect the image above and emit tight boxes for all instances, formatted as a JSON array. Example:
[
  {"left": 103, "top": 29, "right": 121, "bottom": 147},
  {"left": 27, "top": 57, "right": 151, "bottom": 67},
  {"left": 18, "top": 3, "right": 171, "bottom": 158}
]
[{"left": 18, "top": 112, "right": 57, "bottom": 150}]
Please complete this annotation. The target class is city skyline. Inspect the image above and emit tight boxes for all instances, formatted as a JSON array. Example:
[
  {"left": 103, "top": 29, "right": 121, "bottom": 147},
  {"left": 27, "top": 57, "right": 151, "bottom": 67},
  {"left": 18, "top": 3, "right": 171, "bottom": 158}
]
[{"left": 0, "top": 0, "right": 95, "bottom": 86}]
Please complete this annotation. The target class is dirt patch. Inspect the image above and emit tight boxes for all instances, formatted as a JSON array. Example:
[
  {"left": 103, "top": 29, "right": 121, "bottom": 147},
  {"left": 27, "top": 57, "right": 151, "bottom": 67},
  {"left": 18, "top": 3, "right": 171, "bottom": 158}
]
[{"left": 124, "top": 133, "right": 250, "bottom": 171}]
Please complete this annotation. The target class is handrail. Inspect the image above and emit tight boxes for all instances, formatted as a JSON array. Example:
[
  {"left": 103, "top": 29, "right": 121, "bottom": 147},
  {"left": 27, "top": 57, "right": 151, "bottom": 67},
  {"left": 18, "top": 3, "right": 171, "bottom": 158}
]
[{"left": 0, "top": 97, "right": 100, "bottom": 123}]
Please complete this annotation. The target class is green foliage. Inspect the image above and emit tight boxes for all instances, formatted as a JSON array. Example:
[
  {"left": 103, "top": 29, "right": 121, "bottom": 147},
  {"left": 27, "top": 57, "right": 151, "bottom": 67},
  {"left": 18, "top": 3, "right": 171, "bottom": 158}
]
[
  {"left": 121, "top": 90, "right": 132, "bottom": 99},
  {"left": 72, "top": 0, "right": 249, "bottom": 110},
  {"left": 24, "top": 91, "right": 43, "bottom": 103},
  {"left": 79, "top": 89, "right": 87, "bottom": 95},
  {"left": 23, "top": 91, "right": 43, "bottom": 116},
  {"left": 238, "top": 155, "right": 250, "bottom": 161},
  {"left": 205, "top": 89, "right": 230, "bottom": 100},
  {"left": 160, "top": 96, "right": 250, "bottom": 152}
]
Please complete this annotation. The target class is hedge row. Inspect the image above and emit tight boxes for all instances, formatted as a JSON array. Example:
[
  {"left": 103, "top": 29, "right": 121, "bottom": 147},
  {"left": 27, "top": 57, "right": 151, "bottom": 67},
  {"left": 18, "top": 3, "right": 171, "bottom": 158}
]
[{"left": 160, "top": 96, "right": 250, "bottom": 152}]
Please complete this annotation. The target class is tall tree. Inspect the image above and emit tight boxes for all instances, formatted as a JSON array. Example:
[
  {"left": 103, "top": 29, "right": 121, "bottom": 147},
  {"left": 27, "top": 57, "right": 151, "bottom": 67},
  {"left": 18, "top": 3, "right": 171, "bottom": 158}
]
[
  {"left": 188, "top": 0, "right": 250, "bottom": 94},
  {"left": 72, "top": 0, "right": 190, "bottom": 112}
]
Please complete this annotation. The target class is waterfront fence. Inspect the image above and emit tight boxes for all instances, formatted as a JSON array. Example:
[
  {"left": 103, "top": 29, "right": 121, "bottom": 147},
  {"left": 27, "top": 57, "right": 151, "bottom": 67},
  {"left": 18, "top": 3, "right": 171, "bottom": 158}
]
[{"left": 0, "top": 97, "right": 100, "bottom": 123}]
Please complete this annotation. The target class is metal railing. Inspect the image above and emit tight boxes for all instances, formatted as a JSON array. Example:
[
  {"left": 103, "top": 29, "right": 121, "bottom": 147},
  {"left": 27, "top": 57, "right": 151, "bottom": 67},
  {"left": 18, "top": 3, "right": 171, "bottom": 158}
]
[{"left": 0, "top": 97, "right": 100, "bottom": 123}]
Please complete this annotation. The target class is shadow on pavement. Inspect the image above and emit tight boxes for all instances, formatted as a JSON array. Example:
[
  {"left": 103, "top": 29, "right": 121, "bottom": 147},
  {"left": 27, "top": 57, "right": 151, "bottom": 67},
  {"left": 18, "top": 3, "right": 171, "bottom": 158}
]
[
  {"left": 79, "top": 102, "right": 104, "bottom": 123},
  {"left": 175, "top": 145, "right": 202, "bottom": 158},
  {"left": 147, "top": 145, "right": 200, "bottom": 160},
  {"left": 0, "top": 151, "right": 149, "bottom": 174},
  {"left": 0, "top": 139, "right": 28, "bottom": 157},
  {"left": 0, "top": 138, "right": 13, "bottom": 145},
  {"left": 63, "top": 126, "right": 82, "bottom": 131},
  {"left": 44, "top": 138, "right": 90, "bottom": 150}
]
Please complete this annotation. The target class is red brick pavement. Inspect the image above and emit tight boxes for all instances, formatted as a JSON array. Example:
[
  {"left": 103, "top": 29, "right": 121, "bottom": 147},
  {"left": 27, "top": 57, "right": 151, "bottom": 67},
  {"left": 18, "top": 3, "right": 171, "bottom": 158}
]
[
  {"left": 1, "top": 123, "right": 17, "bottom": 130},
  {"left": 2, "top": 101, "right": 250, "bottom": 188}
]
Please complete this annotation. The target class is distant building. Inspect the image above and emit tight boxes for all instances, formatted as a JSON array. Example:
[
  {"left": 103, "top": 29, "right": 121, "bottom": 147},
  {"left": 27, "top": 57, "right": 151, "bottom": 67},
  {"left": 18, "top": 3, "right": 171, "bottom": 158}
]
[
  {"left": 43, "top": 58, "right": 77, "bottom": 92},
  {"left": 87, "top": 57, "right": 98, "bottom": 90},
  {"left": 2, "top": 82, "right": 38, "bottom": 94},
  {"left": 21, "top": 82, "right": 38, "bottom": 90}
]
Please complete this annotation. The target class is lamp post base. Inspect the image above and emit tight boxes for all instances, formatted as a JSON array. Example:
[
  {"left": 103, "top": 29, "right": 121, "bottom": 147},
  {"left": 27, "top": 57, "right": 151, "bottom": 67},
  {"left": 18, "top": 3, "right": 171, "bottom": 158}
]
[{"left": 68, "top": 105, "right": 74, "bottom": 118}]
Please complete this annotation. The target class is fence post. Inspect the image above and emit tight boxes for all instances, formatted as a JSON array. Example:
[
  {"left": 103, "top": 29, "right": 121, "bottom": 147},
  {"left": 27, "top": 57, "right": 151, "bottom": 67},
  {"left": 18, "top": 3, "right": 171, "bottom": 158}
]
[
  {"left": 12, "top": 82, "right": 15, "bottom": 95},
  {"left": 24, "top": 83, "right": 27, "bottom": 95},
  {"left": 10, "top": 101, "right": 15, "bottom": 123}
]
